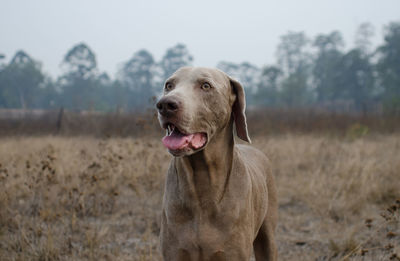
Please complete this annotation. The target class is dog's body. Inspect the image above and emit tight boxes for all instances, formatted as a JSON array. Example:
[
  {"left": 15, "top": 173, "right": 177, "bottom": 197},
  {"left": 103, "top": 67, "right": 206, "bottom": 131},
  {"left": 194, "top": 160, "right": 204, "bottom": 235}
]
[{"left": 157, "top": 67, "right": 277, "bottom": 260}]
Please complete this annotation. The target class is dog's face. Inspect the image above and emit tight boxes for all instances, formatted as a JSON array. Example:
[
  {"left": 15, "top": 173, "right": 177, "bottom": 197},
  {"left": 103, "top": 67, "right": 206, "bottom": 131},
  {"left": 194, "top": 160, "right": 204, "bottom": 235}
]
[{"left": 156, "top": 67, "right": 250, "bottom": 157}]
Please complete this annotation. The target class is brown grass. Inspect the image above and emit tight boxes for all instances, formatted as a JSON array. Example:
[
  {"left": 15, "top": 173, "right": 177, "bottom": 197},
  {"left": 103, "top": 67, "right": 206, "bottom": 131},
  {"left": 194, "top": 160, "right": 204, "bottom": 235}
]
[
  {"left": 0, "top": 134, "right": 399, "bottom": 260},
  {"left": 1, "top": 108, "right": 399, "bottom": 137}
]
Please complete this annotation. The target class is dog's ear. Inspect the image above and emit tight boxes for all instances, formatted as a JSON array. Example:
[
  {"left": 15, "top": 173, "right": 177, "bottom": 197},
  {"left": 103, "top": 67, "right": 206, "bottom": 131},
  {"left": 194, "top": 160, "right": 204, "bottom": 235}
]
[{"left": 229, "top": 77, "right": 251, "bottom": 143}]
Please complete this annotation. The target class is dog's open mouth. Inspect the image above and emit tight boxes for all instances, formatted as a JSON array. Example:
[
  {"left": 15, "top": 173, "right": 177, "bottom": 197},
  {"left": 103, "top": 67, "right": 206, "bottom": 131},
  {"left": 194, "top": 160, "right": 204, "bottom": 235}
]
[{"left": 162, "top": 123, "right": 207, "bottom": 151}]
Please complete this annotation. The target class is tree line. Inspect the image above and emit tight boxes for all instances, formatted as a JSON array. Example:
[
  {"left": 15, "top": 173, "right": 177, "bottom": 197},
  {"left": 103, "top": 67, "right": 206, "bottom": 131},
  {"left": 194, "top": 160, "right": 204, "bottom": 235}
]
[{"left": 0, "top": 22, "right": 399, "bottom": 114}]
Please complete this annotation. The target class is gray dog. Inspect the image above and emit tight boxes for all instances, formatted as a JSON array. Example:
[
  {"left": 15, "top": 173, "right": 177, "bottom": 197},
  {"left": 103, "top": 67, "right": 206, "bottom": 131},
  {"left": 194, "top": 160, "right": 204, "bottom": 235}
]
[{"left": 156, "top": 67, "right": 278, "bottom": 261}]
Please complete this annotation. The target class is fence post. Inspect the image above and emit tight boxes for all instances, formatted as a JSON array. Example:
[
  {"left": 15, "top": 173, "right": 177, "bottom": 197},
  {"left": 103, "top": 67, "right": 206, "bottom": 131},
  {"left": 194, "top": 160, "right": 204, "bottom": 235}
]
[{"left": 56, "top": 107, "right": 64, "bottom": 134}]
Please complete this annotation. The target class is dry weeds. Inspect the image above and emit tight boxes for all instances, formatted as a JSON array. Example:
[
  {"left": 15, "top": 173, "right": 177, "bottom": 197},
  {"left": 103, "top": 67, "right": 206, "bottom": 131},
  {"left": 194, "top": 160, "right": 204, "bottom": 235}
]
[
  {"left": 0, "top": 134, "right": 399, "bottom": 260},
  {"left": 1, "top": 108, "right": 399, "bottom": 137}
]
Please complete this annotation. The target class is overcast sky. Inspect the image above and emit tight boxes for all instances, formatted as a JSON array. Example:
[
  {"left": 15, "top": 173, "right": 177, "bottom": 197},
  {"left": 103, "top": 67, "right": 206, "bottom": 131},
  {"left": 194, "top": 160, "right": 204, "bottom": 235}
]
[{"left": 1, "top": 0, "right": 399, "bottom": 78}]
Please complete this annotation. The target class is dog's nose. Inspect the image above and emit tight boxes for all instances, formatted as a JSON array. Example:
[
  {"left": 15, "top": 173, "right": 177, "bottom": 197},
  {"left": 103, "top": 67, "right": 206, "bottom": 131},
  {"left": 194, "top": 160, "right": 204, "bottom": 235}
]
[{"left": 156, "top": 97, "right": 180, "bottom": 116}]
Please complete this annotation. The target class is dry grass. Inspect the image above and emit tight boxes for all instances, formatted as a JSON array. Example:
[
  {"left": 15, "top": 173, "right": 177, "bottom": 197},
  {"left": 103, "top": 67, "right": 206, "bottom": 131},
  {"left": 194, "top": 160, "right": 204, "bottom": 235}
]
[
  {"left": 0, "top": 134, "right": 399, "bottom": 260},
  {"left": 1, "top": 108, "right": 400, "bottom": 137}
]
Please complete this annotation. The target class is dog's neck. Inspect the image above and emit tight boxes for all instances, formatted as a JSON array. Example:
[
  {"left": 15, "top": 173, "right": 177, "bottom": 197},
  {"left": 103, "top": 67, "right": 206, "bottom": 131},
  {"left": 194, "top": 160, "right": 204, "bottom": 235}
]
[{"left": 175, "top": 119, "right": 234, "bottom": 208}]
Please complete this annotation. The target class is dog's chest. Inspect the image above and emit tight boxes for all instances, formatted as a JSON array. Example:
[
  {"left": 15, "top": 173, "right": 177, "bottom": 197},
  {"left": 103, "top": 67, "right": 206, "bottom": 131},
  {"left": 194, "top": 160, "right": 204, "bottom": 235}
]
[
  {"left": 164, "top": 202, "right": 251, "bottom": 258},
  {"left": 166, "top": 198, "right": 250, "bottom": 236},
  {"left": 167, "top": 199, "right": 241, "bottom": 225}
]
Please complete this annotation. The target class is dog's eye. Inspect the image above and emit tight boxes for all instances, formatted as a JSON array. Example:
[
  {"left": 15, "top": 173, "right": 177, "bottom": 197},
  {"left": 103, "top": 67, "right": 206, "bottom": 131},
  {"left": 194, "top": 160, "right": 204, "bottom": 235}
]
[
  {"left": 165, "top": 82, "right": 174, "bottom": 91},
  {"left": 201, "top": 82, "right": 211, "bottom": 90}
]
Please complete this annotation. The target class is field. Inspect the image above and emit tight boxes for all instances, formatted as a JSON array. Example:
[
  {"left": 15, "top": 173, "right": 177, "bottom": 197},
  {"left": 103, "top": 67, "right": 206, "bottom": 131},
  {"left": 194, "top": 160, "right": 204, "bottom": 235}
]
[{"left": 0, "top": 132, "right": 399, "bottom": 260}]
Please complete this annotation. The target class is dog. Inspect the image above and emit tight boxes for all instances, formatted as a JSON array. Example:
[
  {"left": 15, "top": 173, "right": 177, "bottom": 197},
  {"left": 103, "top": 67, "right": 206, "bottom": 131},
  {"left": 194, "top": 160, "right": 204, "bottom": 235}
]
[{"left": 156, "top": 67, "right": 277, "bottom": 261}]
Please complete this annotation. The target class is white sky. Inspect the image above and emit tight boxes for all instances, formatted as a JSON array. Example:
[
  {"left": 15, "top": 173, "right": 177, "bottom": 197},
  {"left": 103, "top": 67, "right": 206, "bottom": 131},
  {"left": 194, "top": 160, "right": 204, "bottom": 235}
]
[{"left": 1, "top": 0, "right": 399, "bottom": 78}]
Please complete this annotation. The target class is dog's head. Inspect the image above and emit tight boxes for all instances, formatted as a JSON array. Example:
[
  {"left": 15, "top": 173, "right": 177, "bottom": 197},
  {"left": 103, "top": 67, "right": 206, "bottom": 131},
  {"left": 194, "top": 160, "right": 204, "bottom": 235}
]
[{"left": 156, "top": 67, "right": 250, "bottom": 157}]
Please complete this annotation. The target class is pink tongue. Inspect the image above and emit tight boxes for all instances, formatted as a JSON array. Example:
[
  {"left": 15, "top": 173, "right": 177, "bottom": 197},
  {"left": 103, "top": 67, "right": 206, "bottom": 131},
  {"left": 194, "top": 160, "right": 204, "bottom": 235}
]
[
  {"left": 162, "top": 130, "right": 206, "bottom": 150},
  {"left": 191, "top": 133, "right": 207, "bottom": 149}
]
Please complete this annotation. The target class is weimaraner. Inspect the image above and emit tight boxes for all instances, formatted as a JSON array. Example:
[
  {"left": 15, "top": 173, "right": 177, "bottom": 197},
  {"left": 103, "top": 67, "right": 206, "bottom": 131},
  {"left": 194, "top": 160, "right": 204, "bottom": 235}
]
[{"left": 156, "top": 67, "right": 278, "bottom": 261}]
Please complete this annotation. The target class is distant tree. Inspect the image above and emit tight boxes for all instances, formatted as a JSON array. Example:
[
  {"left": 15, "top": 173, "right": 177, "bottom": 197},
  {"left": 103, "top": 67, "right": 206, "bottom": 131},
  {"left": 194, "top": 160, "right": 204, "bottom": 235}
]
[
  {"left": 110, "top": 79, "right": 130, "bottom": 112},
  {"left": 217, "top": 61, "right": 261, "bottom": 104},
  {"left": 339, "top": 49, "right": 375, "bottom": 111},
  {"left": 234, "top": 62, "right": 261, "bottom": 96},
  {"left": 119, "top": 49, "right": 156, "bottom": 108},
  {"left": 314, "top": 31, "right": 344, "bottom": 52},
  {"left": 0, "top": 54, "right": 5, "bottom": 69},
  {"left": 0, "top": 50, "right": 45, "bottom": 109},
  {"left": 59, "top": 43, "right": 100, "bottom": 110},
  {"left": 160, "top": 43, "right": 193, "bottom": 80},
  {"left": 217, "top": 61, "right": 240, "bottom": 78},
  {"left": 0, "top": 54, "right": 5, "bottom": 106},
  {"left": 121, "top": 50, "right": 154, "bottom": 90},
  {"left": 312, "top": 31, "right": 345, "bottom": 103},
  {"left": 280, "top": 72, "right": 311, "bottom": 107},
  {"left": 277, "top": 31, "right": 311, "bottom": 75},
  {"left": 277, "top": 31, "right": 313, "bottom": 106},
  {"left": 376, "top": 22, "right": 400, "bottom": 114},
  {"left": 33, "top": 77, "right": 60, "bottom": 109},
  {"left": 61, "top": 43, "right": 97, "bottom": 79},
  {"left": 256, "top": 65, "right": 283, "bottom": 106},
  {"left": 355, "top": 22, "right": 375, "bottom": 55}
]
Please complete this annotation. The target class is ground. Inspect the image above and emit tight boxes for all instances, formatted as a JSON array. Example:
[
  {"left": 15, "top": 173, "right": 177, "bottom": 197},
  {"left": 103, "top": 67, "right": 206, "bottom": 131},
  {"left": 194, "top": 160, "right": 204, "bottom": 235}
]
[{"left": 0, "top": 134, "right": 399, "bottom": 260}]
